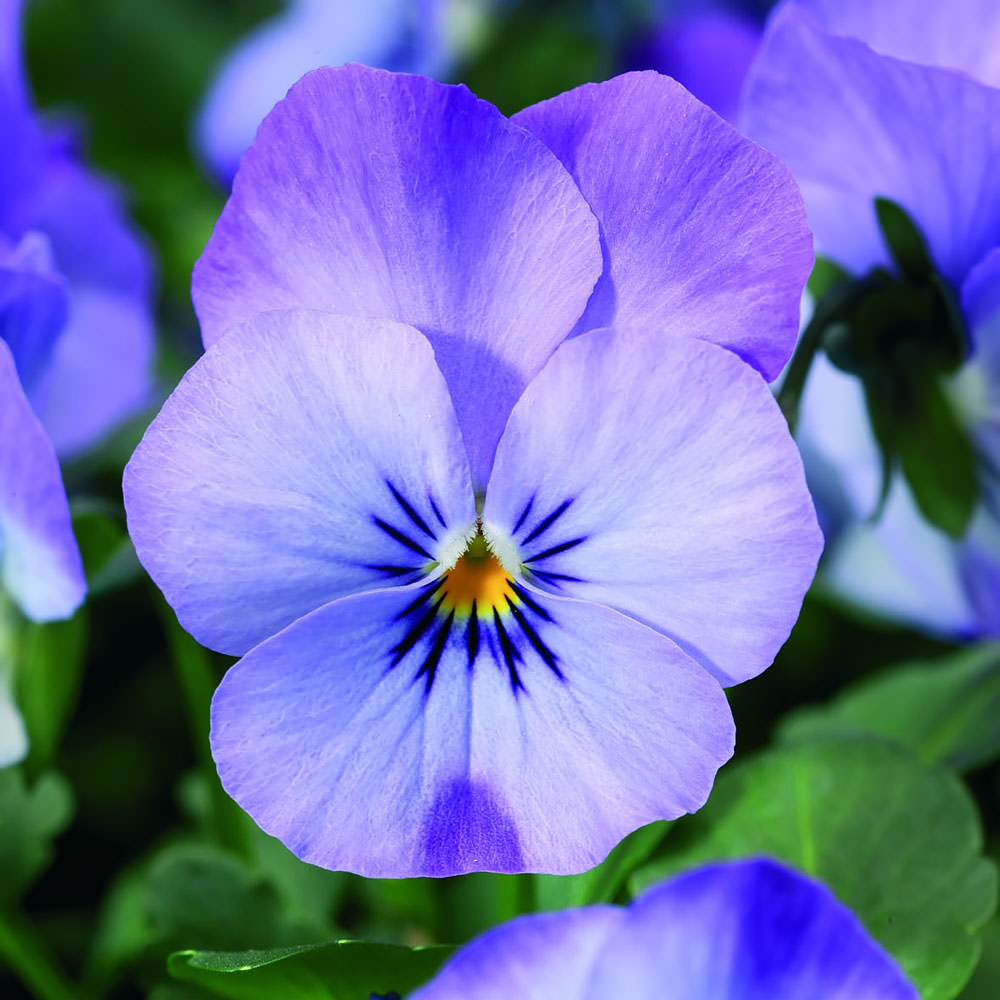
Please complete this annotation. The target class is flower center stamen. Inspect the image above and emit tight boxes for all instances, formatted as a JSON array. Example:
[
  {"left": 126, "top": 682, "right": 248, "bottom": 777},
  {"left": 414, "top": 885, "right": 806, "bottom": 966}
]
[{"left": 439, "top": 527, "right": 516, "bottom": 618}]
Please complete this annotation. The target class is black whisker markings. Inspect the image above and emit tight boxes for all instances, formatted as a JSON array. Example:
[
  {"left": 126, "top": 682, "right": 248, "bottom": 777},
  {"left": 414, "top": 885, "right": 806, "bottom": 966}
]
[
  {"left": 364, "top": 563, "right": 420, "bottom": 578},
  {"left": 416, "top": 610, "right": 455, "bottom": 692},
  {"left": 428, "top": 495, "right": 448, "bottom": 530},
  {"left": 386, "top": 480, "right": 437, "bottom": 540},
  {"left": 394, "top": 578, "right": 445, "bottom": 621},
  {"left": 521, "top": 498, "right": 574, "bottom": 546},
  {"left": 466, "top": 601, "right": 480, "bottom": 668},
  {"left": 373, "top": 516, "right": 435, "bottom": 561},
  {"left": 526, "top": 568, "right": 585, "bottom": 587},
  {"left": 506, "top": 596, "right": 563, "bottom": 679},
  {"left": 508, "top": 580, "right": 554, "bottom": 622},
  {"left": 493, "top": 608, "right": 524, "bottom": 692},
  {"left": 390, "top": 594, "right": 445, "bottom": 666},
  {"left": 511, "top": 496, "right": 535, "bottom": 535},
  {"left": 523, "top": 536, "right": 587, "bottom": 564}
]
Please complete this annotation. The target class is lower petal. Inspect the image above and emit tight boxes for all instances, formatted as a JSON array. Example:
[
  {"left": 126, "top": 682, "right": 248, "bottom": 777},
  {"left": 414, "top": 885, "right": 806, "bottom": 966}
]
[{"left": 210, "top": 585, "right": 733, "bottom": 877}]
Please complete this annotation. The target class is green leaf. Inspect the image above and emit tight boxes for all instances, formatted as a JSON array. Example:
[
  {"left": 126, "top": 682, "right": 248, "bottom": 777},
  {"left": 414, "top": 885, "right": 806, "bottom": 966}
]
[
  {"left": 631, "top": 737, "right": 997, "bottom": 1000},
  {"left": 960, "top": 917, "right": 1000, "bottom": 999},
  {"left": 144, "top": 844, "right": 322, "bottom": 953},
  {"left": 779, "top": 644, "right": 1000, "bottom": 771},
  {"left": 534, "top": 821, "right": 670, "bottom": 911},
  {"left": 875, "top": 196, "right": 935, "bottom": 282},
  {"left": 167, "top": 940, "right": 453, "bottom": 1000},
  {"left": 893, "top": 370, "right": 979, "bottom": 537},
  {"left": 14, "top": 610, "right": 88, "bottom": 769},
  {"left": 0, "top": 768, "right": 74, "bottom": 905}
]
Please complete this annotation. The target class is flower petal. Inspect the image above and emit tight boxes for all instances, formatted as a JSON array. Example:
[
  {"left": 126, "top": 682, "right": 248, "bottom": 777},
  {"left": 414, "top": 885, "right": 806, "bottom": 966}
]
[
  {"left": 211, "top": 585, "right": 734, "bottom": 876},
  {"left": 787, "top": 0, "right": 1000, "bottom": 87},
  {"left": 513, "top": 71, "right": 813, "bottom": 381},
  {"left": 484, "top": 328, "right": 822, "bottom": 687},
  {"left": 124, "top": 310, "right": 474, "bottom": 657},
  {"left": 582, "top": 859, "right": 918, "bottom": 998},
  {"left": 26, "top": 288, "right": 153, "bottom": 457},
  {"left": 193, "top": 64, "right": 602, "bottom": 487},
  {"left": 0, "top": 339, "right": 85, "bottom": 622},
  {"left": 410, "top": 907, "right": 624, "bottom": 1000},
  {"left": 743, "top": 4, "right": 1000, "bottom": 284}
]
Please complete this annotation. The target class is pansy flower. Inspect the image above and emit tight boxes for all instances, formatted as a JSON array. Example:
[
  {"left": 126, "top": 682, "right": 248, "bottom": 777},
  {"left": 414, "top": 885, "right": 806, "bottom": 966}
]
[
  {"left": 1, "top": 0, "right": 154, "bottom": 456},
  {"left": 742, "top": 0, "right": 1000, "bottom": 636},
  {"left": 407, "top": 858, "right": 918, "bottom": 999},
  {"left": 0, "top": 339, "right": 85, "bottom": 766},
  {"left": 196, "top": 0, "right": 496, "bottom": 183},
  {"left": 125, "top": 65, "right": 820, "bottom": 876}
]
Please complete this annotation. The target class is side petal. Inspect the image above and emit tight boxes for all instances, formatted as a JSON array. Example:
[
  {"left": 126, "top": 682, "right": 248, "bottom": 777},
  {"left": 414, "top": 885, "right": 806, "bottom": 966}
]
[
  {"left": 788, "top": 0, "right": 1000, "bottom": 88},
  {"left": 743, "top": 4, "right": 1000, "bottom": 285},
  {"left": 192, "top": 63, "right": 602, "bottom": 487},
  {"left": 0, "top": 340, "right": 85, "bottom": 622},
  {"left": 26, "top": 288, "right": 154, "bottom": 457},
  {"left": 409, "top": 907, "right": 624, "bottom": 1000},
  {"left": 484, "top": 328, "right": 822, "bottom": 687},
  {"left": 210, "top": 586, "right": 734, "bottom": 877},
  {"left": 513, "top": 71, "right": 813, "bottom": 381},
  {"left": 584, "top": 859, "right": 918, "bottom": 999},
  {"left": 124, "top": 310, "right": 475, "bottom": 657}
]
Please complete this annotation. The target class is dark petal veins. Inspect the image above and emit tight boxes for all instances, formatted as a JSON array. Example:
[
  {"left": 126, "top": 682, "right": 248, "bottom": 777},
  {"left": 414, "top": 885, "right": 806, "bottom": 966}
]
[
  {"left": 523, "top": 536, "right": 587, "bottom": 564},
  {"left": 512, "top": 496, "right": 535, "bottom": 535},
  {"left": 373, "top": 516, "right": 436, "bottom": 561},
  {"left": 521, "top": 498, "right": 574, "bottom": 545},
  {"left": 386, "top": 479, "right": 437, "bottom": 540}
]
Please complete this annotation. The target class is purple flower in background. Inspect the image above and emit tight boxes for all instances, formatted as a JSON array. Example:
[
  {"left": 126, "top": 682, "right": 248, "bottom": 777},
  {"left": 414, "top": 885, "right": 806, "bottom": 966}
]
[
  {"left": 196, "top": 0, "right": 495, "bottom": 183},
  {"left": 631, "top": 2, "right": 761, "bottom": 124},
  {"left": 0, "top": 339, "right": 85, "bottom": 765},
  {"left": 743, "top": 0, "right": 1000, "bottom": 636},
  {"left": 125, "top": 65, "right": 819, "bottom": 876},
  {"left": 1, "top": 0, "right": 154, "bottom": 457},
  {"left": 409, "top": 858, "right": 918, "bottom": 999}
]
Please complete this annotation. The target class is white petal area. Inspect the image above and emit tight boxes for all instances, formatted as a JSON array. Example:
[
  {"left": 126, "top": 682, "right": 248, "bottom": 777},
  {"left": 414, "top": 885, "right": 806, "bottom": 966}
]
[
  {"left": 789, "top": 0, "right": 1000, "bottom": 87},
  {"left": 484, "top": 328, "right": 822, "bottom": 687},
  {"left": 210, "top": 585, "right": 734, "bottom": 877},
  {"left": 0, "top": 340, "right": 85, "bottom": 622},
  {"left": 124, "top": 311, "right": 474, "bottom": 657},
  {"left": 0, "top": 681, "right": 28, "bottom": 768},
  {"left": 411, "top": 907, "right": 624, "bottom": 1000},
  {"left": 743, "top": 5, "right": 1000, "bottom": 285}
]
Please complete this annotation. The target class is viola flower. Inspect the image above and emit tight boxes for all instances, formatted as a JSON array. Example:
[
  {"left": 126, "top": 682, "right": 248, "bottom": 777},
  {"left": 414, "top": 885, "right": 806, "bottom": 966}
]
[
  {"left": 124, "top": 65, "right": 820, "bottom": 876},
  {"left": 742, "top": 0, "right": 1000, "bottom": 636},
  {"left": 0, "top": 339, "right": 85, "bottom": 766},
  {"left": 196, "top": 0, "right": 496, "bottom": 183},
  {"left": 409, "top": 858, "right": 918, "bottom": 999},
  {"left": 1, "top": 0, "right": 154, "bottom": 456}
]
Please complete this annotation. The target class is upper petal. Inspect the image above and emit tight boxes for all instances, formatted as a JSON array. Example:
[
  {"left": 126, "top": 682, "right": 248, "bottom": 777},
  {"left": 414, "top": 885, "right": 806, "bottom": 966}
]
[
  {"left": 786, "top": 0, "right": 1000, "bottom": 87},
  {"left": 0, "top": 339, "right": 85, "bottom": 622},
  {"left": 743, "top": 4, "right": 1000, "bottom": 285},
  {"left": 124, "top": 310, "right": 475, "bottom": 656},
  {"left": 484, "top": 327, "right": 822, "bottom": 687},
  {"left": 583, "top": 859, "right": 918, "bottom": 999},
  {"left": 513, "top": 71, "right": 813, "bottom": 381},
  {"left": 192, "top": 64, "right": 602, "bottom": 487},
  {"left": 211, "top": 584, "right": 733, "bottom": 876}
]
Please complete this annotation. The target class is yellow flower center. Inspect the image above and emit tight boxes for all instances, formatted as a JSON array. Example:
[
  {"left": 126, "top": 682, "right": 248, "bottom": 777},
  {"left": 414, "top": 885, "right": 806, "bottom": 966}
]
[{"left": 439, "top": 534, "right": 516, "bottom": 618}]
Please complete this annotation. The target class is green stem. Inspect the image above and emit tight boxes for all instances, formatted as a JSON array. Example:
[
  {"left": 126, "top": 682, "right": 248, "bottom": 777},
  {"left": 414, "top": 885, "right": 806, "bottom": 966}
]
[
  {"left": 0, "top": 909, "right": 83, "bottom": 1000},
  {"left": 152, "top": 588, "right": 249, "bottom": 857},
  {"left": 776, "top": 305, "right": 829, "bottom": 434}
]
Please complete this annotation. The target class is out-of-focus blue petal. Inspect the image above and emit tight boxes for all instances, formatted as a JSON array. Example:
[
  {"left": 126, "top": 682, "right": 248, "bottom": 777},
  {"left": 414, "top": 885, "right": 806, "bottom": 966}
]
[
  {"left": 211, "top": 584, "right": 733, "bottom": 876},
  {"left": 410, "top": 907, "right": 624, "bottom": 999},
  {"left": 743, "top": 4, "right": 1000, "bottom": 284},
  {"left": 195, "top": 0, "right": 466, "bottom": 183},
  {"left": 484, "top": 328, "right": 822, "bottom": 686},
  {"left": 0, "top": 231, "right": 68, "bottom": 391},
  {"left": 635, "top": 9, "right": 760, "bottom": 124},
  {"left": 124, "top": 310, "right": 475, "bottom": 657},
  {"left": 788, "top": 0, "right": 1000, "bottom": 87},
  {"left": 410, "top": 858, "right": 917, "bottom": 998},
  {"left": 0, "top": 340, "right": 85, "bottom": 622},
  {"left": 514, "top": 72, "right": 812, "bottom": 382},
  {"left": 193, "top": 64, "right": 601, "bottom": 488}
]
